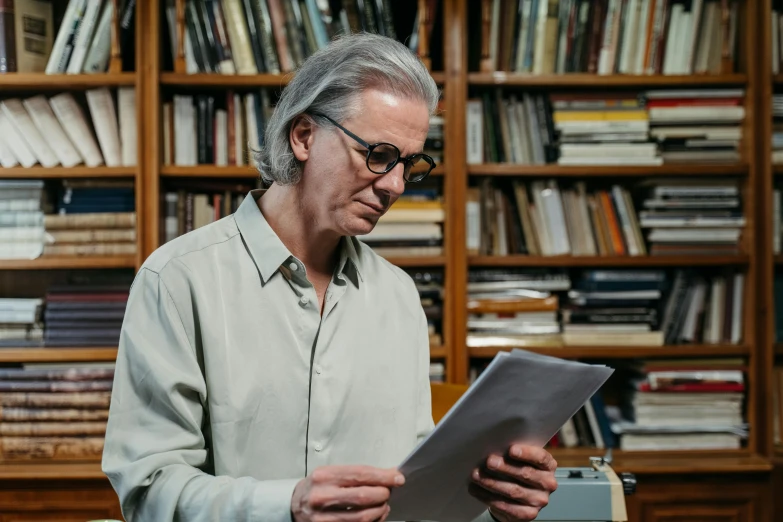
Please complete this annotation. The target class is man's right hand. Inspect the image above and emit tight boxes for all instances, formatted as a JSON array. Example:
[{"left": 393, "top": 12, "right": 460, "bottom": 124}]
[{"left": 291, "top": 465, "right": 404, "bottom": 522}]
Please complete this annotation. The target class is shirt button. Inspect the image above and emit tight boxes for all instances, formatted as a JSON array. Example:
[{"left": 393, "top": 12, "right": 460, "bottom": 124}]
[
  {"left": 299, "top": 296, "right": 308, "bottom": 306},
  {"left": 315, "top": 365, "right": 322, "bottom": 375},
  {"left": 337, "top": 274, "right": 345, "bottom": 281},
  {"left": 289, "top": 262, "right": 298, "bottom": 271},
  {"left": 314, "top": 442, "right": 322, "bottom": 452}
]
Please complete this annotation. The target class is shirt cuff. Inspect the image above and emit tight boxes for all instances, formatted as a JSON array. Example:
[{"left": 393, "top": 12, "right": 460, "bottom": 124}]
[{"left": 252, "top": 478, "right": 301, "bottom": 522}]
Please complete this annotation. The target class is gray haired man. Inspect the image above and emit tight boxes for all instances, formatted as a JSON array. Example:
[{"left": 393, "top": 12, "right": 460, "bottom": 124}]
[{"left": 102, "top": 33, "right": 557, "bottom": 522}]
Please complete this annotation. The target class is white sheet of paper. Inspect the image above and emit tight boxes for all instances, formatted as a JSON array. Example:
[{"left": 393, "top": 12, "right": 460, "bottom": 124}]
[{"left": 387, "top": 348, "right": 614, "bottom": 522}]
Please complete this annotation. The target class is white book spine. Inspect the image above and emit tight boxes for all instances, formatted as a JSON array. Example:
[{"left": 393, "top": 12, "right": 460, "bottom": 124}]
[
  {"left": 0, "top": 132, "right": 19, "bottom": 168},
  {"left": 163, "top": 102, "right": 172, "bottom": 166},
  {"left": 82, "top": 0, "right": 113, "bottom": 73},
  {"left": 85, "top": 87, "right": 122, "bottom": 167},
  {"left": 730, "top": 273, "right": 744, "bottom": 344},
  {"left": 215, "top": 109, "right": 228, "bottom": 166},
  {"left": 45, "top": 0, "right": 85, "bottom": 73},
  {"left": 233, "top": 94, "right": 244, "bottom": 166},
  {"left": 118, "top": 87, "right": 137, "bottom": 167},
  {"left": 49, "top": 92, "right": 104, "bottom": 167},
  {"left": 466, "top": 99, "right": 484, "bottom": 164},
  {"left": 66, "top": 0, "right": 103, "bottom": 74},
  {"left": 222, "top": 0, "right": 258, "bottom": 74},
  {"left": 23, "top": 95, "right": 82, "bottom": 167},
  {"left": 775, "top": 190, "right": 781, "bottom": 254},
  {"left": 1, "top": 99, "right": 59, "bottom": 167},
  {"left": 0, "top": 114, "right": 35, "bottom": 167}
]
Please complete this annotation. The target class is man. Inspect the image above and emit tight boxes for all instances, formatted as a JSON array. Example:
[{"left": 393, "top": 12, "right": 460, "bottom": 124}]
[{"left": 103, "top": 33, "right": 557, "bottom": 521}]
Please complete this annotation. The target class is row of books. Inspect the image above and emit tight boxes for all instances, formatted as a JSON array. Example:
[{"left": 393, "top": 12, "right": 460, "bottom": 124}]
[
  {"left": 0, "top": 88, "right": 136, "bottom": 169},
  {"left": 773, "top": 94, "right": 783, "bottom": 165},
  {"left": 1, "top": 180, "right": 137, "bottom": 260},
  {"left": 1, "top": 282, "right": 128, "bottom": 348},
  {"left": 164, "top": 0, "right": 432, "bottom": 75},
  {"left": 164, "top": 90, "right": 445, "bottom": 167},
  {"left": 471, "top": 0, "right": 739, "bottom": 75},
  {"left": 466, "top": 268, "right": 744, "bottom": 348},
  {"left": 466, "top": 89, "right": 744, "bottom": 166},
  {"left": 409, "top": 269, "right": 445, "bottom": 350},
  {"left": 466, "top": 357, "right": 747, "bottom": 451},
  {"left": 467, "top": 178, "right": 744, "bottom": 257},
  {"left": 43, "top": 0, "right": 136, "bottom": 74},
  {"left": 0, "top": 363, "right": 112, "bottom": 460}
]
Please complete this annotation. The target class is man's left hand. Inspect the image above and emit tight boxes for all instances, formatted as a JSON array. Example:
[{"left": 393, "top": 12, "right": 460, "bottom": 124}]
[{"left": 468, "top": 444, "right": 558, "bottom": 522}]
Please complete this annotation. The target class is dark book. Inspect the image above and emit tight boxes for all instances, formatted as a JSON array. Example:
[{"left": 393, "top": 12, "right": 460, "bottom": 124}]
[{"left": 0, "top": 0, "right": 16, "bottom": 72}]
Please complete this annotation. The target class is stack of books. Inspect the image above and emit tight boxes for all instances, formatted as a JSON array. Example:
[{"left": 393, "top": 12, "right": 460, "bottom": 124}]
[
  {"left": 42, "top": 285, "right": 128, "bottom": 348},
  {"left": 613, "top": 359, "right": 747, "bottom": 451},
  {"left": 552, "top": 389, "right": 616, "bottom": 449},
  {"left": 0, "top": 180, "right": 45, "bottom": 260},
  {"left": 0, "top": 88, "right": 136, "bottom": 169},
  {"left": 408, "top": 269, "right": 444, "bottom": 349},
  {"left": 466, "top": 270, "right": 568, "bottom": 348},
  {"left": 563, "top": 270, "right": 665, "bottom": 346},
  {"left": 552, "top": 92, "right": 660, "bottom": 166},
  {"left": 647, "top": 89, "right": 744, "bottom": 164},
  {"left": 43, "top": 181, "right": 136, "bottom": 257},
  {"left": 359, "top": 188, "right": 444, "bottom": 258},
  {"left": 638, "top": 178, "right": 744, "bottom": 256},
  {"left": 0, "top": 363, "right": 114, "bottom": 460},
  {"left": 0, "top": 298, "right": 43, "bottom": 348}
]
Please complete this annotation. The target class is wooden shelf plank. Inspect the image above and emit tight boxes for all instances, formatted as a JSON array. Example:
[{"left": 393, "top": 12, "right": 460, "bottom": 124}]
[
  {"left": 0, "top": 73, "right": 136, "bottom": 90},
  {"left": 774, "top": 164, "right": 783, "bottom": 174},
  {"left": 430, "top": 346, "right": 448, "bottom": 358},
  {"left": 469, "top": 255, "right": 749, "bottom": 267},
  {"left": 161, "top": 165, "right": 258, "bottom": 177},
  {"left": 467, "top": 163, "right": 748, "bottom": 176},
  {"left": 0, "top": 257, "right": 136, "bottom": 270},
  {"left": 774, "top": 74, "right": 783, "bottom": 84},
  {"left": 160, "top": 71, "right": 447, "bottom": 87},
  {"left": 469, "top": 345, "right": 750, "bottom": 359},
  {"left": 550, "top": 449, "right": 770, "bottom": 474},
  {"left": 0, "top": 167, "right": 136, "bottom": 179},
  {"left": 383, "top": 256, "right": 446, "bottom": 267},
  {"left": 0, "top": 461, "right": 105, "bottom": 480},
  {"left": 161, "top": 72, "right": 292, "bottom": 87},
  {"left": 161, "top": 163, "right": 445, "bottom": 178},
  {"left": 775, "top": 344, "right": 783, "bottom": 356},
  {"left": 468, "top": 73, "right": 748, "bottom": 87},
  {"left": 0, "top": 348, "right": 118, "bottom": 363}
]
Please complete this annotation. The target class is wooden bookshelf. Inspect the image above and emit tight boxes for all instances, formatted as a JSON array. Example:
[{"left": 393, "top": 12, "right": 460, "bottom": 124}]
[
  {"left": 468, "top": 255, "right": 750, "bottom": 267},
  {"left": 468, "top": 345, "right": 752, "bottom": 360},
  {"left": 0, "top": 167, "right": 136, "bottom": 179},
  {"left": 467, "top": 163, "right": 749, "bottom": 176},
  {"left": 0, "top": 256, "right": 136, "bottom": 270},
  {"left": 776, "top": 344, "right": 783, "bottom": 356},
  {"left": 0, "top": 348, "right": 118, "bottom": 363},
  {"left": 0, "top": 0, "right": 777, "bottom": 517},
  {"left": 468, "top": 73, "right": 749, "bottom": 87}
]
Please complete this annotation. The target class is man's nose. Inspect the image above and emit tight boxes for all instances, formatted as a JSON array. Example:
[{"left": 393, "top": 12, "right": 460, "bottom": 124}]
[{"left": 374, "top": 161, "right": 406, "bottom": 198}]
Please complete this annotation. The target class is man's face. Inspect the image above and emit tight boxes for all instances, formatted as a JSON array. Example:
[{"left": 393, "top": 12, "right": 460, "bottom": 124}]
[{"left": 295, "top": 88, "right": 431, "bottom": 237}]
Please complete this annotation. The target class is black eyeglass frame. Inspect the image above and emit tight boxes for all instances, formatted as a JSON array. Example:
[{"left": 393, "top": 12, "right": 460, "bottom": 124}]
[{"left": 310, "top": 112, "right": 436, "bottom": 183}]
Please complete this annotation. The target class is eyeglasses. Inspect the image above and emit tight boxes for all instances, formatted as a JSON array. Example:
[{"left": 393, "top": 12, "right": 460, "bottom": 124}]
[{"left": 311, "top": 113, "right": 436, "bottom": 183}]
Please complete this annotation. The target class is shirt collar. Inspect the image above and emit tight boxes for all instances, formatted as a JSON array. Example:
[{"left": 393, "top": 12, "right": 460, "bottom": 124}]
[{"left": 234, "top": 189, "right": 364, "bottom": 286}]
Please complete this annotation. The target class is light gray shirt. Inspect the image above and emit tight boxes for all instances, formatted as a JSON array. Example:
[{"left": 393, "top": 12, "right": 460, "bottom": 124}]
[{"left": 102, "top": 190, "right": 494, "bottom": 522}]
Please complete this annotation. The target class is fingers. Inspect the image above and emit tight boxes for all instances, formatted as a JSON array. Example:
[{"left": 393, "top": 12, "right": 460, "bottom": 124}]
[
  {"left": 308, "top": 485, "right": 391, "bottom": 511},
  {"left": 482, "top": 454, "right": 558, "bottom": 492},
  {"left": 313, "top": 465, "right": 405, "bottom": 488},
  {"left": 311, "top": 504, "right": 390, "bottom": 522},
  {"left": 471, "top": 467, "right": 550, "bottom": 509},
  {"left": 468, "top": 483, "right": 541, "bottom": 522},
  {"left": 507, "top": 445, "right": 558, "bottom": 471}
]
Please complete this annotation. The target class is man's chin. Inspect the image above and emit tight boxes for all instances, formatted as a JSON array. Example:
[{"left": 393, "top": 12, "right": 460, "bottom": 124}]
[{"left": 343, "top": 215, "right": 379, "bottom": 237}]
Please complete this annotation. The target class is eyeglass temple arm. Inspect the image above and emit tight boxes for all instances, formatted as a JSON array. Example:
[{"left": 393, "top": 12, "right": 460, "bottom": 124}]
[{"left": 313, "top": 113, "right": 372, "bottom": 149}]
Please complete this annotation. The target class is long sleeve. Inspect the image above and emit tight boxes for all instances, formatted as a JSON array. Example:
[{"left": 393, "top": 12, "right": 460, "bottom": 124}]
[{"left": 102, "top": 267, "right": 299, "bottom": 521}]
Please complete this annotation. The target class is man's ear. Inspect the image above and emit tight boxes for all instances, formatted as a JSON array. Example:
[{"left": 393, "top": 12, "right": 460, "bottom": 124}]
[{"left": 290, "top": 114, "right": 315, "bottom": 163}]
